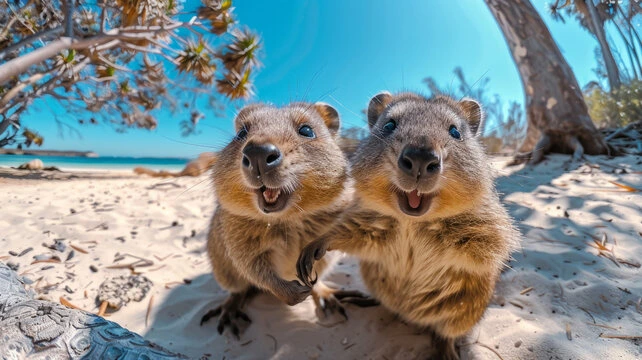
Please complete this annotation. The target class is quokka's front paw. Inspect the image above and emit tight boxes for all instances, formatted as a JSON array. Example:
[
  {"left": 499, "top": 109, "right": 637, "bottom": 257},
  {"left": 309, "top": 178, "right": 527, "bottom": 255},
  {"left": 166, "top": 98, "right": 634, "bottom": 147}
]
[
  {"left": 296, "top": 239, "right": 328, "bottom": 287},
  {"left": 275, "top": 279, "right": 312, "bottom": 306}
]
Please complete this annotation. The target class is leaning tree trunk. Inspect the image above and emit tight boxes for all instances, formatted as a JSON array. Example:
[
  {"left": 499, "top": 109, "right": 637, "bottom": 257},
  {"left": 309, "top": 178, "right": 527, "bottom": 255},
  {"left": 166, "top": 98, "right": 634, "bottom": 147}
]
[
  {"left": 585, "top": 0, "right": 621, "bottom": 90},
  {"left": 485, "top": 0, "right": 612, "bottom": 164}
]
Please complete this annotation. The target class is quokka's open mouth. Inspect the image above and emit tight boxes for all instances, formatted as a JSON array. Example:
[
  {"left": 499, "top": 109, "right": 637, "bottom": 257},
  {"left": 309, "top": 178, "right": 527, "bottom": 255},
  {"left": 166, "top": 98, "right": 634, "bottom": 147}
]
[
  {"left": 395, "top": 188, "right": 433, "bottom": 216},
  {"left": 255, "top": 185, "right": 291, "bottom": 213}
]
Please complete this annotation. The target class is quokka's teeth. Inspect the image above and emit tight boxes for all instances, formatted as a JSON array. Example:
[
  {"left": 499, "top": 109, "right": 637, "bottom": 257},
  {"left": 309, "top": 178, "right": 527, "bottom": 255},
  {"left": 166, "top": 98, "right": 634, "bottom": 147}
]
[{"left": 262, "top": 188, "right": 281, "bottom": 204}]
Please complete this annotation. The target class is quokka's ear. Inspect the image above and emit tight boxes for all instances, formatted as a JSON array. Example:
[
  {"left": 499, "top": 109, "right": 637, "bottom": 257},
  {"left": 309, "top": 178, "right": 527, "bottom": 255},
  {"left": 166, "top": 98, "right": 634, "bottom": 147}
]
[
  {"left": 314, "top": 102, "right": 341, "bottom": 135},
  {"left": 458, "top": 98, "right": 484, "bottom": 135},
  {"left": 367, "top": 92, "right": 393, "bottom": 129},
  {"left": 233, "top": 104, "right": 264, "bottom": 131}
]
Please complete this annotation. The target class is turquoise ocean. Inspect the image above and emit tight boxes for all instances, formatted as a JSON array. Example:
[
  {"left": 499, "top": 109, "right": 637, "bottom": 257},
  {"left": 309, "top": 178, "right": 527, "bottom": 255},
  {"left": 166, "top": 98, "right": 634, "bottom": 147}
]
[{"left": 0, "top": 155, "right": 189, "bottom": 172}]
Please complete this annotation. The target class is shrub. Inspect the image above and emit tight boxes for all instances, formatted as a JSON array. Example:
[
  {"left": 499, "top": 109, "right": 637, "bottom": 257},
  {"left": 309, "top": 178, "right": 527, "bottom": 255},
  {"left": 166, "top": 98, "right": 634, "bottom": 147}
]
[{"left": 585, "top": 80, "right": 642, "bottom": 128}]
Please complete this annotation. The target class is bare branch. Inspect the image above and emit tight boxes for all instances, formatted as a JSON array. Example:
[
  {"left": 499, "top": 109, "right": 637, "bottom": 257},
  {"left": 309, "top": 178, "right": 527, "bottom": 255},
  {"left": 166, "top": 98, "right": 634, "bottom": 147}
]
[
  {"left": 0, "top": 118, "right": 17, "bottom": 137},
  {"left": 0, "top": 37, "right": 74, "bottom": 85},
  {"left": 0, "top": 17, "right": 19, "bottom": 43},
  {"left": 0, "top": 20, "right": 195, "bottom": 85},
  {"left": 62, "top": 0, "right": 74, "bottom": 37},
  {"left": 100, "top": 3, "right": 107, "bottom": 33},
  {"left": 0, "top": 27, "right": 64, "bottom": 60},
  {"left": 0, "top": 71, "right": 49, "bottom": 107},
  {"left": 96, "top": 56, "right": 132, "bottom": 72}
]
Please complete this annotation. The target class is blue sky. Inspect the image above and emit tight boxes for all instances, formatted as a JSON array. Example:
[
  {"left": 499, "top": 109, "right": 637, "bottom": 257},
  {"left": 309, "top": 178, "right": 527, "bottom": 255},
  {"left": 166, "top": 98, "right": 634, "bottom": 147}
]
[{"left": 21, "top": 0, "right": 600, "bottom": 158}]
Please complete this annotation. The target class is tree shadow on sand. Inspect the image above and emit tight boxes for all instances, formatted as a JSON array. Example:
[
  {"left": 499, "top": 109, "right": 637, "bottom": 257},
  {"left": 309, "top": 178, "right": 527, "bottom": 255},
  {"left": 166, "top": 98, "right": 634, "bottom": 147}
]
[
  {"left": 144, "top": 154, "right": 642, "bottom": 360},
  {"left": 468, "top": 154, "right": 642, "bottom": 359}
]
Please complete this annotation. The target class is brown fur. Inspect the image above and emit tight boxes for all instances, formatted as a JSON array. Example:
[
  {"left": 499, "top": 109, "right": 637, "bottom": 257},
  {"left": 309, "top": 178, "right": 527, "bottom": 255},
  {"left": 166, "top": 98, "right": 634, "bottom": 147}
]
[
  {"left": 206, "top": 102, "right": 352, "bottom": 313},
  {"left": 299, "top": 92, "right": 519, "bottom": 359}
]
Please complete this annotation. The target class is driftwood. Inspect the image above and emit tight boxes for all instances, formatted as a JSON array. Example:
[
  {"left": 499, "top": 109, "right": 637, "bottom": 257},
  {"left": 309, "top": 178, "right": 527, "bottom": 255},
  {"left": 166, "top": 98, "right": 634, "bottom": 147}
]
[
  {"left": 0, "top": 262, "right": 186, "bottom": 359},
  {"left": 602, "top": 121, "right": 642, "bottom": 155}
]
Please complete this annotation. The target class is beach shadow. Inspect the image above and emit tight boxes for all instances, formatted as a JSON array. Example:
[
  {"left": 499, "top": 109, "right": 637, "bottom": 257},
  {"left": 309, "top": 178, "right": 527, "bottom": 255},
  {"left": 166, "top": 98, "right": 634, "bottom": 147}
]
[
  {"left": 144, "top": 154, "right": 642, "bottom": 360},
  {"left": 143, "top": 259, "right": 436, "bottom": 360},
  {"left": 473, "top": 154, "right": 642, "bottom": 359}
]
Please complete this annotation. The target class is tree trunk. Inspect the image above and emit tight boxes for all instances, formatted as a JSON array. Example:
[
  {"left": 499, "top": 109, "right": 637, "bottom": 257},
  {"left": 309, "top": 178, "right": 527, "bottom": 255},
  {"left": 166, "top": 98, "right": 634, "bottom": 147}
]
[
  {"left": 585, "top": 0, "right": 621, "bottom": 90},
  {"left": 485, "top": 0, "right": 612, "bottom": 164}
]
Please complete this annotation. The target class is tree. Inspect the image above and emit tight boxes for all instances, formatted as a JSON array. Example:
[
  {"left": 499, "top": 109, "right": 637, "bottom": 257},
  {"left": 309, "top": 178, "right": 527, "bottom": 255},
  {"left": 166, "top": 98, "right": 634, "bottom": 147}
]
[
  {"left": 485, "top": 0, "right": 612, "bottom": 164},
  {"left": 0, "top": 0, "right": 261, "bottom": 148},
  {"left": 549, "top": 0, "right": 621, "bottom": 90},
  {"left": 548, "top": 1, "right": 642, "bottom": 85}
]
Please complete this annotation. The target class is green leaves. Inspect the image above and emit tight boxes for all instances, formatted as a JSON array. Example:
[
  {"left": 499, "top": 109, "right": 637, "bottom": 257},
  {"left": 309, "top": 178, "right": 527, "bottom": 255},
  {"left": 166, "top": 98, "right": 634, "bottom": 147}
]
[
  {"left": 1, "top": 0, "right": 262, "bottom": 148},
  {"left": 175, "top": 40, "right": 217, "bottom": 85},
  {"left": 216, "top": 67, "right": 253, "bottom": 100},
  {"left": 22, "top": 128, "right": 43, "bottom": 147},
  {"left": 585, "top": 80, "right": 642, "bottom": 128},
  {"left": 199, "top": 0, "right": 235, "bottom": 35}
]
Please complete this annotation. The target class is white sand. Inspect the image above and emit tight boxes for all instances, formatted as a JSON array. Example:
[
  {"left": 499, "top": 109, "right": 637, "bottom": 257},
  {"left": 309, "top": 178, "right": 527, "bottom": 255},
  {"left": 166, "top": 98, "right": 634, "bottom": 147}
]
[{"left": 1, "top": 154, "right": 641, "bottom": 359}]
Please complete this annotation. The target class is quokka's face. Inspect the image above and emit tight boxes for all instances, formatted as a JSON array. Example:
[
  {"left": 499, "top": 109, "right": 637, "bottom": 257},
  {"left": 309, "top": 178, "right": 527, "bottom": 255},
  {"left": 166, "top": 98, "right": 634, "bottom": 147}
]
[
  {"left": 352, "top": 92, "right": 490, "bottom": 220},
  {"left": 213, "top": 103, "right": 348, "bottom": 220}
]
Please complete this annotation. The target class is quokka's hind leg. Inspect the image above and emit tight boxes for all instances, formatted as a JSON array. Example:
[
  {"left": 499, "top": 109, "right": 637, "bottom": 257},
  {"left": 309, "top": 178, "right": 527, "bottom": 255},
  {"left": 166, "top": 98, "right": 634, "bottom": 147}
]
[
  {"left": 200, "top": 286, "right": 260, "bottom": 339},
  {"left": 312, "top": 281, "right": 379, "bottom": 320}
]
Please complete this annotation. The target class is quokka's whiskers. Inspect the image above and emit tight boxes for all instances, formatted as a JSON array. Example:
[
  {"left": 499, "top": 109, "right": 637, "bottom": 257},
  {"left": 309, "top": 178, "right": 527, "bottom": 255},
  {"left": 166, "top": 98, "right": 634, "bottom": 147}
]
[{"left": 176, "top": 176, "right": 215, "bottom": 199}]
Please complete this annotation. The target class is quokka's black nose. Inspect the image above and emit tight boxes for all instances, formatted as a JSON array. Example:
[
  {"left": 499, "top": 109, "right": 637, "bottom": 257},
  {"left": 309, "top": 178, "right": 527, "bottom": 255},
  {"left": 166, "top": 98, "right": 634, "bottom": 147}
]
[
  {"left": 398, "top": 146, "right": 440, "bottom": 179},
  {"left": 242, "top": 143, "right": 283, "bottom": 178}
]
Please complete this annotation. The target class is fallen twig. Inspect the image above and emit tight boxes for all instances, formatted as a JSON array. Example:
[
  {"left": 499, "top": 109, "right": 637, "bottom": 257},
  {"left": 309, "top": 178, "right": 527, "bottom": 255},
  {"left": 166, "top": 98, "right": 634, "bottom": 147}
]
[
  {"left": 154, "top": 254, "right": 172, "bottom": 261},
  {"left": 605, "top": 121, "right": 642, "bottom": 141},
  {"left": 60, "top": 297, "right": 87, "bottom": 311},
  {"left": 461, "top": 341, "right": 505, "bottom": 360},
  {"left": 146, "top": 295, "right": 154, "bottom": 327},
  {"left": 508, "top": 301, "right": 523, "bottom": 309},
  {"left": 579, "top": 307, "right": 596, "bottom": 324},
  {"left": 31, "top": 258, "right": 61, "bottom": 265},
  {"left": 599, "top": 334, "right": 642, "bottom": 340},
  {"left": 86, "top": 222, "right": 109, "bottom": 232},
  {"left": 266, "top": 334, "right": 278, "bottom": 354},
  {"left": 586, "top": 322, "right": 618, "bottom": 330},
  {"left": 607, "top": 181, "right": 640, "bottom": 192},
  {"left": 97, "top": 301, "right": 108, "bottom": 317},
  {"left": 69, "top": 244, "right": 89, "bottom": 254},
  {"left": 164, "top": 281, "right": 182, "bottom": 289},
  {"left": 520, "top": 287, "right": 534, "bottom": 295}
]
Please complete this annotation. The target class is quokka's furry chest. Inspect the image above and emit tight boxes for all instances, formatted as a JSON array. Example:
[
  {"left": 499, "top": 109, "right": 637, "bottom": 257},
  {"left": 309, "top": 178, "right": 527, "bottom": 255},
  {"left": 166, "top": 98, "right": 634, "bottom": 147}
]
[
  {"left": 357, "top": 224, "right": 493, "bottom": 325},
  {"left": 218, "top": 209, "right": 340, "bottom": 281}
]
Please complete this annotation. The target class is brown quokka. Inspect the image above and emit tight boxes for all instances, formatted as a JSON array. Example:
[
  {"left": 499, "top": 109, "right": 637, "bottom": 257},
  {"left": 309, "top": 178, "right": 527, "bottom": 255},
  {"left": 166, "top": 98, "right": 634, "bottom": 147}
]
[
  {"left": 201, "top": 102, "right": 372, "bottom": 338},
  {"left": 297, "top": 92, "right": 519, "bottom": 359}
]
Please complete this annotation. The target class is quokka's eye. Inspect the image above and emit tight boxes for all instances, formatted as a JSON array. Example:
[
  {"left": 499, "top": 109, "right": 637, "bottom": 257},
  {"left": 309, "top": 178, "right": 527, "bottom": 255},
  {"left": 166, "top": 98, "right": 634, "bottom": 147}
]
[
  {"left": 298, "top": 125, "right": 316, "bottom": 138},
  {"left": 383, "top": 119, "right": 397, "bottom": 134},
  {"left": 448, "top": 125, "right": 461, "bottom": 140},
  {"left": 235, "top": 128, "right": 248, "bottom": 141}
]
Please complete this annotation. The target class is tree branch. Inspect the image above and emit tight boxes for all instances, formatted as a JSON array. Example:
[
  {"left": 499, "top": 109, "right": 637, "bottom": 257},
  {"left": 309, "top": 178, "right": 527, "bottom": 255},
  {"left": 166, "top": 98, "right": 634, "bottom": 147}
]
[
  {"left": 0, "top": 22, "right": 191, "bottom": 85},
  {"left": 0, "top": 17, "right": 19, "bottom": 43},
  {"left": 0, "top": 27, "right": 64, "bottom": 60},
  {"left": 0, "top": 71, "right": 49, "bottom": 107},
  {"left": 0, "top": 117, "right": 17, "bottom": 137},
  {"left": 63, "top": 0, "right": 74, "bottom": 37},
  {"left": 100, "top": 3, "right": 107, "bottom": 33},
  {"left": 0, "top": 37, "right": 74, "bottom": 85}
]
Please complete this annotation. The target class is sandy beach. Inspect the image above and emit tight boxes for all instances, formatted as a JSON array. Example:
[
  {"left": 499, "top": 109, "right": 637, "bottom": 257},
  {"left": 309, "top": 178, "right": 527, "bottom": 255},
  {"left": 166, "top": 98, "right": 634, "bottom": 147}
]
[{"left": 1, "top": 154, "right": 641, "bottom": 359}]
